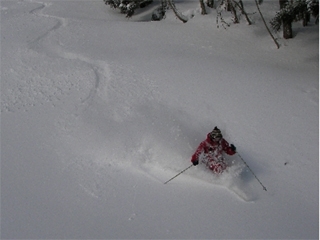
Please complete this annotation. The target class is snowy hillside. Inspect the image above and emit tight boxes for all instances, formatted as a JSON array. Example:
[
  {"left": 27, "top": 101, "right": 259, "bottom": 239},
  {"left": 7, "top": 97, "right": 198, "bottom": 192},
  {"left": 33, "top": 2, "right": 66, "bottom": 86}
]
[{"left": 1, "top": 0, "right": 318, "bottom": 238}]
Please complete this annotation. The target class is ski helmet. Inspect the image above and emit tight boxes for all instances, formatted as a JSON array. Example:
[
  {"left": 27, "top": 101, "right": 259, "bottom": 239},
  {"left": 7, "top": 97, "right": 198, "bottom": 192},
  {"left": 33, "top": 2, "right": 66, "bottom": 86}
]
[{"left": 210, "top": 127, "right": 222, "bottom": 140}]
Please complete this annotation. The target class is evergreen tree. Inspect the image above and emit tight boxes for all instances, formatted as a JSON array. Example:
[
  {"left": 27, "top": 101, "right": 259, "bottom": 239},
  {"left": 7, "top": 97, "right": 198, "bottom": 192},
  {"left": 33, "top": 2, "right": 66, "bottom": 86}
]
[
  {"left": 104, "top": 0, "right": 153, "bottom": 18},
  {"left": 103, "top": 0, "right": 187, "bottom": 21},
  {"left": 270, "top": 0, "right": 319, "bottom": 39}
]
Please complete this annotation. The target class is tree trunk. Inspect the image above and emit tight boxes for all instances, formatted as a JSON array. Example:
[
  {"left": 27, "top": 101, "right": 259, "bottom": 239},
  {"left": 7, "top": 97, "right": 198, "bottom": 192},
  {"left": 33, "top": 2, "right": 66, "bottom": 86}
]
[
  {"left": 167, "top": 0, "right": 188, "bottom": 23},
  {"left": 279, "top": 0, "right": 287, "bottom": 9},
  {"left": 254, "top": 0, "right": 280, "bottom": 48},
  {"left": 283, "top": 19, "right": 293, "bottom": 38},
  {"left": 207, "top": 0, "right": 214, "bottom": 8},
  {"left": 303, "top": 12, "right": 310, "bottom": 26},
  {"left": 199, "top": 0, "right": 207, "bottom": 14},
  {"left": 230, "top": 2, "right": 239, "bottom": 23},
  {"left": 235, "top": 0, "right": 252, "bottom": 25},
  {"left": 279, "top": 0, "right": 292, "bottom": 39},
  {"left": 226, "top": 0, "right": 232, "bottom": 11}
]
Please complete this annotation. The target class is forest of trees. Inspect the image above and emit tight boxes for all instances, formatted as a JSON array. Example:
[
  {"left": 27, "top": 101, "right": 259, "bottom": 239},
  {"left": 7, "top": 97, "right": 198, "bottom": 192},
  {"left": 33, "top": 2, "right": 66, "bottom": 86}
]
[{"left": 104, "top": 0, "right": 318, "bottom": 40}]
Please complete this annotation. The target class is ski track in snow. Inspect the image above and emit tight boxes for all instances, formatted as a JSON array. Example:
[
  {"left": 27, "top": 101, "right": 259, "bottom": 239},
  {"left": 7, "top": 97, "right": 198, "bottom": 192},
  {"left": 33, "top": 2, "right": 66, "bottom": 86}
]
[
  {"left": 4, "top": 0, "right": 316, "bottom": 203},
  {"left": 4, "top": 0, "right": 316, "bottom": 204},
  {"left": 2, "top": 1, "right": 83, "bottom": 112},
  {"left": 27, "top": 0, "right": 109, "bottom": 111},
  {"left": 2, "top": 0, "right": 259, "bottom": 202},
  {"left": 22, "top": 1, "right": 253, "bottom": 200},
  {"left": 2, "top": 0, "right": 318, "bottom": 238}
]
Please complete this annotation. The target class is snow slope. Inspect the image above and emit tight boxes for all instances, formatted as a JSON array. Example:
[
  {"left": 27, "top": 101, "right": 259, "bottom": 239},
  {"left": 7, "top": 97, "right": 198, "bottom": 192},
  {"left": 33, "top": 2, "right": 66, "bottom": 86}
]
[{"left": 1, "top": 0, "right": 318, "bottom": 238}]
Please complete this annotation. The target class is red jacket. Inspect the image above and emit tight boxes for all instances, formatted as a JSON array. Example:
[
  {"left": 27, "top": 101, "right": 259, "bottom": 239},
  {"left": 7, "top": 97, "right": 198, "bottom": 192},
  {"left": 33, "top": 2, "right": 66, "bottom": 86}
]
[{"left": 191, "top": 133, "right": 236, "bottom": 164}]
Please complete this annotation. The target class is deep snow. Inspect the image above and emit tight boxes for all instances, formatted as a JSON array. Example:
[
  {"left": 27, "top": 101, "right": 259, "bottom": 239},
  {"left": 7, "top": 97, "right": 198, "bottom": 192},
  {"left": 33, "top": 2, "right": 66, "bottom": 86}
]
[{"left": 1, "top": 0, "right": 319, "bottom": 239}]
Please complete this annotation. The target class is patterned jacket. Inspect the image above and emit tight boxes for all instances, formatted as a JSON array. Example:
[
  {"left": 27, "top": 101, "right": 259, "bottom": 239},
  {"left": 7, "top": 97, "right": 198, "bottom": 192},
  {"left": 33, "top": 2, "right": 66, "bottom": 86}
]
[{"left": 191, "top": 133, "right": 236, "bottom": 165}]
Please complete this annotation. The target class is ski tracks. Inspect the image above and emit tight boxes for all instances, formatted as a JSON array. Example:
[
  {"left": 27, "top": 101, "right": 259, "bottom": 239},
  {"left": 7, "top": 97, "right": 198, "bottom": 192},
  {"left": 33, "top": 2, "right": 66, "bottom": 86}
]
[
  {"left": 28, "top": 1, "right": 65, "bottom": 48},
  {"left": 17, "top": 1, "right": 257, "bottom": 202},
  {"left": 1, "top": 0, "right": 111, "bottom": 113},
  {"left": 20, "top": 1, "right": 170, "bottom": 199},
  {"left": 26, "top": 0, "right": 111, "bottom": 112}
]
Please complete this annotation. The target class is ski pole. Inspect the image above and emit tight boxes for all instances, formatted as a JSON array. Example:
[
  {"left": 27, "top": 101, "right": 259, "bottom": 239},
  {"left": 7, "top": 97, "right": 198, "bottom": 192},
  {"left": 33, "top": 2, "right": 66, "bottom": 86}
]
[
  {"left": 238, "top": 153, "right": 267, "bottom": 191},
  {"left": 164, "top": 164, "right": 193, "bottom": 184}
]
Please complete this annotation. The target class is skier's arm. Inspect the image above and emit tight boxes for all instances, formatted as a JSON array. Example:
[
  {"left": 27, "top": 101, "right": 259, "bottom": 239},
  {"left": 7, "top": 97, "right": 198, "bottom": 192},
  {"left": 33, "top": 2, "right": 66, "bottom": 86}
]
[
  {"left": 222, "top": 139, "right": 236, "bottom": 155},
  {"left": 191, "top": 141, "right": 206, "bottom": 165}
]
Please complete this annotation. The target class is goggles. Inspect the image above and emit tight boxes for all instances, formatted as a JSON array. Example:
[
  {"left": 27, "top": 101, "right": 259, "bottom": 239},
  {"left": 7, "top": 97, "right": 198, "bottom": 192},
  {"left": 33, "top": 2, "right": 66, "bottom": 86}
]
[{"left": 210, "top": 132, "right": 222, "bottom": 139}]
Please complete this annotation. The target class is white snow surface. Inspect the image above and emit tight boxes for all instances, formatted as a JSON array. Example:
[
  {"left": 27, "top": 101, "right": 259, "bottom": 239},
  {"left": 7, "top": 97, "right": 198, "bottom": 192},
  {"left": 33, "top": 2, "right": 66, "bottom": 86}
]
[{"left": 1, "top": 0, "right": 319, "bottom": 238}]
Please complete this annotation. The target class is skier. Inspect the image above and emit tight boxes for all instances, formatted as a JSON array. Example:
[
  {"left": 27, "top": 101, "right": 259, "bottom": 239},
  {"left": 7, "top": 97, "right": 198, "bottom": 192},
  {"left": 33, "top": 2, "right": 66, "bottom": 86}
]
[{"left": 191, "top": 127, "right": 236, "bottom": 174}]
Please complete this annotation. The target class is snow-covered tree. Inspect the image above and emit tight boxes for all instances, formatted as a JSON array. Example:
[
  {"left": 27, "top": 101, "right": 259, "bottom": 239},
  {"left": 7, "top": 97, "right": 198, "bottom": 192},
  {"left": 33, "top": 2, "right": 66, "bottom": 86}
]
[
  {"left": 104, "top": 0, "right": 251, "bottom": 24},
  {"left": 270, "top": 0, "right": 319, "bottom": 39},
  {"left": 104, "top": 0, "right": 187, "bottom": 22},
  {"left": 215, "top": 0, "right": 252, "bottom": 26},
  {"left": 104, "top": 0, "right": 153, "bottom": 18}
]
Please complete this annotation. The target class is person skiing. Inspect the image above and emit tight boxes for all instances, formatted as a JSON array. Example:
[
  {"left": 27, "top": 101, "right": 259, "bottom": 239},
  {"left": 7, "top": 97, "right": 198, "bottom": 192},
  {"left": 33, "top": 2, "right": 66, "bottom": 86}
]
[{"left": 191, "top": 127, "right": 236, "bottom": 174}]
